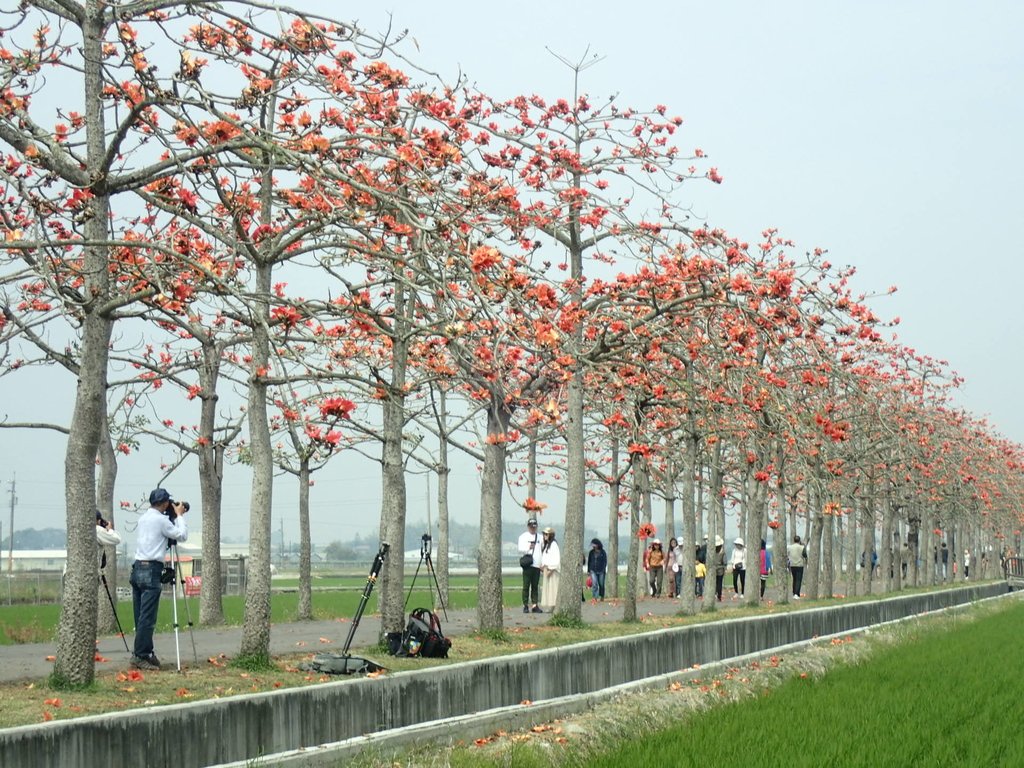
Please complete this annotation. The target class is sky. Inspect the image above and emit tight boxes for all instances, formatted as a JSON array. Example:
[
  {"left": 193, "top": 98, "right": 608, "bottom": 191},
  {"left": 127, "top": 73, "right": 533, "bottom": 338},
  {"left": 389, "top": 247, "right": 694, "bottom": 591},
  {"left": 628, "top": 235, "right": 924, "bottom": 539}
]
[{"left": 1, "top": 1, "right": 1022, "bottom": 549}]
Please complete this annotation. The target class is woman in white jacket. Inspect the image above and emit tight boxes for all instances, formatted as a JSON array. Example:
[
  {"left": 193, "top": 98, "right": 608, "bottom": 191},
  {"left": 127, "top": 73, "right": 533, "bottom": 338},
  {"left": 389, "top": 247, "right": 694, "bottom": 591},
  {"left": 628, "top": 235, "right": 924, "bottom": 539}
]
[
  {"left": 730, "top": 537, "right": 746, "bottom": 597},
  {"left": 539, "top": 527, "right": 561, "bottom": 611}
]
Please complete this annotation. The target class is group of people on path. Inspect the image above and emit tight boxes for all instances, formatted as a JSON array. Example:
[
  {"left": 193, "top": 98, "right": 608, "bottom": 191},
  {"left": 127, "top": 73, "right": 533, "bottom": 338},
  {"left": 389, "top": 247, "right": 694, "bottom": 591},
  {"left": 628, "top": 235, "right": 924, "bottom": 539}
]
[
  {"left": 517, "top": 517, "right": 562, "bottom": 613},
  {"left": 643, "top": 535, "right": 778, "bottom": 601},
  {"left": 520, "top": 517, "right": 821, "bottom": 609},
  {"left": 518, "top": 519, "right": 611, "bottom": 611}
]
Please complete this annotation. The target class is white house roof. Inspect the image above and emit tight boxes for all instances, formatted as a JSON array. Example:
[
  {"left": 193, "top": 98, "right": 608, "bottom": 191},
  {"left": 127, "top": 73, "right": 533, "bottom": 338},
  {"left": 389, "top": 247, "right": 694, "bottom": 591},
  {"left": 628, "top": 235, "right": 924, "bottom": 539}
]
[{"left": 6, "top": 550, "right": 67, "bottom": 559}]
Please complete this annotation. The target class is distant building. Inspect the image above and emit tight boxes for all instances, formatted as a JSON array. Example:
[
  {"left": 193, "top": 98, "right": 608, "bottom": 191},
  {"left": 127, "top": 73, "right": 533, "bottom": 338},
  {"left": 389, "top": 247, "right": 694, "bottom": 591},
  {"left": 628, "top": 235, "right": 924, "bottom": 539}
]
[{"left": 3, "top": 550, "right": 67, "bottom": 572}]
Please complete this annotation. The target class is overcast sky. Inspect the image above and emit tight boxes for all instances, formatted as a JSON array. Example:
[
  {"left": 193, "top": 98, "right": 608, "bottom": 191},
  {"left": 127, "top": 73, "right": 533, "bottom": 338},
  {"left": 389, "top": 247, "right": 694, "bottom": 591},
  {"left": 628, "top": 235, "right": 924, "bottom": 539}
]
[{"left": 2, "top": 1, "right": 1022, "bottom": 548}]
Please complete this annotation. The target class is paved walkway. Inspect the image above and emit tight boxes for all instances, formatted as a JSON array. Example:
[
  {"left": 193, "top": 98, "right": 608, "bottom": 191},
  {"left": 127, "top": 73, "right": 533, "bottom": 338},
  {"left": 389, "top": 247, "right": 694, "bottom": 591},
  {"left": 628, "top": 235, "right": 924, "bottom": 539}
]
[{"left": 0, "top": 592, "right": 758, "bottom": 683}]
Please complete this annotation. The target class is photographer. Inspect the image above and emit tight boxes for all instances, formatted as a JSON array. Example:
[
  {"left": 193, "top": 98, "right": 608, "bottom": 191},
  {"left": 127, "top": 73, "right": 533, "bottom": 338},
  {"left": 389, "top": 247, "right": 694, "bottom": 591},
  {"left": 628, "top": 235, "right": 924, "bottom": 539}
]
[
  {"left": 95, "top": 511, "right": 122, "bottom": 576},
  {"left": 130, "top": 488, "right": 188, "bottom": 671}
]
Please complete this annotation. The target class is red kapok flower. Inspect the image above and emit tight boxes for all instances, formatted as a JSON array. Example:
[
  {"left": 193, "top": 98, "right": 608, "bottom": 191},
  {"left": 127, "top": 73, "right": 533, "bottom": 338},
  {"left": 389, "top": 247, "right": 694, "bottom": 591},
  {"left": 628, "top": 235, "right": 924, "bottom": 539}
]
[
  {"left": 319, "top": 397, "right": 356, "bottom": 419},
  {"left": 638, "top": 522, "right": 657, "bottom": 540},
  {"left": 524, "top": 497, "right": 547, "bottom": 512}
]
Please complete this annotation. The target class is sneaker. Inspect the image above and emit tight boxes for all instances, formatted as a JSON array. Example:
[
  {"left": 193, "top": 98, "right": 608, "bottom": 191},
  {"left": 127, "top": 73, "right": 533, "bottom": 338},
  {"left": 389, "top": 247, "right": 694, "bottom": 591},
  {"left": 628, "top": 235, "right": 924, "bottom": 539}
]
[
  {"left": 531, "top": 605, "right": 543, "bottom": 614},
  {"left": 130, "top": 656, "right": 160, "bottom": 671},
  {"left": 523, "top": 606, "right": 529, "bottom": 614},
  {"left": 792, "top": 594, "right": 800, "bottom": 600},
  {"left": 147, "top": 654, "right": 162, "bottom": 670}
]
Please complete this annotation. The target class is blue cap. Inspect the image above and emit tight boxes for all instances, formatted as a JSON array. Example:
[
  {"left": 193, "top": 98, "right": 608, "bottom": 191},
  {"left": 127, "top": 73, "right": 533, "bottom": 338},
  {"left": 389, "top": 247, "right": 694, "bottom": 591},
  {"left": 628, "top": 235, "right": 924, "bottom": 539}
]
[{"left": 149, "top": 488, "right": 171, "bottom": 505}]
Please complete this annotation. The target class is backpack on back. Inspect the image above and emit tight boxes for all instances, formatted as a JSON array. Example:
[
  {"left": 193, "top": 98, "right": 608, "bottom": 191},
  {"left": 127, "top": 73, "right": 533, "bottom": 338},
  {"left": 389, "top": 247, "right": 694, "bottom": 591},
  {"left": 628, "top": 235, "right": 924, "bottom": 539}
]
[{"left": 397, "top": 607, "right": 451, "bottom": 658}]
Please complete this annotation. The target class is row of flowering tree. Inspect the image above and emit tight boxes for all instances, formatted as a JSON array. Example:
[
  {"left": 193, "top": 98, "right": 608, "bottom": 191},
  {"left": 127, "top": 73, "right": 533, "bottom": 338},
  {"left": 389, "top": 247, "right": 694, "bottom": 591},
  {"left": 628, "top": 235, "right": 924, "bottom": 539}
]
[{"left": 2, "top": 1, "right": 1022, "bottom": 688}]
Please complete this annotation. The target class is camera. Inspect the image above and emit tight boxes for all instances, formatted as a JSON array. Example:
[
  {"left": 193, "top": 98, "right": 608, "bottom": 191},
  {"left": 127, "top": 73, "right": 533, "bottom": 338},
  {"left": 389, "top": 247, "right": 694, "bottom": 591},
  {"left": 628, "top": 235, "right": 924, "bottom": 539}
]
[
  {"left": 164, "top": 499, "right": 190, "bottom": 521},
  {"left": 420, "top": 533, "right": 432, "bottom": 556}
]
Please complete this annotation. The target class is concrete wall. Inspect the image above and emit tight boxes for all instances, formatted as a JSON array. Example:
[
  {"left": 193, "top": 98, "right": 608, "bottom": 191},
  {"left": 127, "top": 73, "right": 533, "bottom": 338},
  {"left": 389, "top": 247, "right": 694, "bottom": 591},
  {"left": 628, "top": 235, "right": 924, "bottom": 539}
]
[{"left": 0, "top": 584, "right": 1004, "bottom": 767}]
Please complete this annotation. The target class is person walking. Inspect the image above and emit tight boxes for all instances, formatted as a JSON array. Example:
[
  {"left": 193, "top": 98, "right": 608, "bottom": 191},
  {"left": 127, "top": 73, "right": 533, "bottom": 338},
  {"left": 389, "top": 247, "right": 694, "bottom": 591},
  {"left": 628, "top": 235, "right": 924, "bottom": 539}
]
[
  {"left": 730, "top": 538, "right": 746, "bottom": 597},
  {"left": 696, "top": 535, "right": 708, "bottom": 566},
  {"left": 787, "top": 535, "right": 806, "bottom": 600},
  {"left": 695, "top": 558, "right": 706, "bottom": 599},
  {"left": 713, "top": 536, "right": 726, "bottom": 602},
  {"left": 539, "top": 527, "right": 560, "bottom": 612},
  {"left": 666, "top": 537, "right": 680, "bottom": 598},
  {"left": 587, "top": 538, "right": 608, "bottom": 600},
  {"left": 131, "top": 488, "right": 187, "bottom": 671},
  {"left": 759, "top": 538, "right": 772, "bottom": 599},
  {"left": 646, "top": 539, "right": 665, "bottom": 597},
  {"left": 518, "top": 518, "right": 543, "bottom": 614}
]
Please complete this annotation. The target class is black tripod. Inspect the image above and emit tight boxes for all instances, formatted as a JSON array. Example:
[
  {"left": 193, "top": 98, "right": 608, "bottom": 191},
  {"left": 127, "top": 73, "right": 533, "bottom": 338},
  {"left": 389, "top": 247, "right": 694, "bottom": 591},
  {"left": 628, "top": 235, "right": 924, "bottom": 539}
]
[
  {"left": 310, "top": 542, "right": 389, "bottom": 675},
  {"left": 98, "top": 552, "right": 131, "bottom": 654},
  {"left": 404, "top": 534, "right": 447, "bottom": 621}
]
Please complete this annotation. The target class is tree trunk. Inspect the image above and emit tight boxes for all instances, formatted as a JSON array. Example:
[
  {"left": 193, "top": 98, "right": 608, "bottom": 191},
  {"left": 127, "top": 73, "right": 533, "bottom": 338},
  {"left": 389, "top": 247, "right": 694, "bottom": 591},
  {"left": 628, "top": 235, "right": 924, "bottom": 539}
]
[
  {"left": 744, "top": 466, "right": 767, "bottom": 607},
  {"left": 54, "top": 7, "right": 112, "bottom": 684},
  {"left": 607, "top": 438, "right": 621, "bottom": 599},
  {"left": 637, "top": 459, "right": 653, "bottom": 599},
  {"left": 880, "top": 494, "right": 895, "bottom": 593},
  {"left": 846, "top": 500, "right": 859, "bottom": 597},
  {"left": 556, "top": 341, "right": 585, "bottom": 620},
  {"left": 623, "top": 459, "right": 641, "bottom": 622},
  {"left": 663, "top": 494, "right": 676, "bottom": 544},
  {"left": 806, "top": 504, "right": 824, "bottom": 599},
  {"left": 296, "top": 458, "right": 312, "bottom": 620},
  {"left": 705, "top": 439, "right": 724, "bottom": 613},
  {"left": 822, "top": 510, "right": 834, "bottom": 599},
  {"left": 378, "top": 282, "right": 411, "bottom": 638},
  {"left": 239, "top": 259, "right": 274, "bottom": 661},
  {"left": 198, "top": 340, "right": 225, "bottom": 625},
  {"left": 477, "top": 402, "right": 510, "bottom": 633},
  {"left": 678, "top": 430, "right": 698, "bottom": 615},
  {"left": 435, "top": 389, "right": 451, "bottom": 607}
]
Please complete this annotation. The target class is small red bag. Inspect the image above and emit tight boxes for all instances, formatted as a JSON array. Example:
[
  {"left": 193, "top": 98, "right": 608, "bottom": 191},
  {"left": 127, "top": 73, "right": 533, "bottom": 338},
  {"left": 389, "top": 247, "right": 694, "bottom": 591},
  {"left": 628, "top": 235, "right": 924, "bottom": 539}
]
[{"left": 586, "top": 575, "right": 593, "bottom": 588}]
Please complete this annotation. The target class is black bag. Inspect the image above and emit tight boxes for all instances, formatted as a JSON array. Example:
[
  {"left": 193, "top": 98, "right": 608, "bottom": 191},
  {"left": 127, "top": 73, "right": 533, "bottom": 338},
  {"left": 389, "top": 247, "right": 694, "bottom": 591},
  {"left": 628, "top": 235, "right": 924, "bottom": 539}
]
[
  {"left": 396, "top": 607, "right": 451, "bottom": 658},
  {"left": 519, "top": 553, "right": 534, "bottom": 568}
]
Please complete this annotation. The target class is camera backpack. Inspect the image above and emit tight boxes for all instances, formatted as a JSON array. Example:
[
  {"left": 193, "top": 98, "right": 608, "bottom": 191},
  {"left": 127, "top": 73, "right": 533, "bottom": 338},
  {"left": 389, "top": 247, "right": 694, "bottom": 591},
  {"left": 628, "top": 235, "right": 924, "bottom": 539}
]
[{"left": 398, "top": 607, "right": 451, "bottom": 658}]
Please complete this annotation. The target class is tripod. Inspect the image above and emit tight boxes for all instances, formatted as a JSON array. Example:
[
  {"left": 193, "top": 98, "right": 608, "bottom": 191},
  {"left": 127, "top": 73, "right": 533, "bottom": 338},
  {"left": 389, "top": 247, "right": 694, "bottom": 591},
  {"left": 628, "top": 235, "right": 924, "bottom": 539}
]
[
  {"left": 98, "top": 552, "right": 131, "bottom": 654},
  {"left": 404, "top": 534, "right": 447, "bottom": 621},
  {"left": 168, "top": 540, "right": 199, "bottom": 671},
  {"left": 311, "top": 541, "right": 390, "bottom": 675}
]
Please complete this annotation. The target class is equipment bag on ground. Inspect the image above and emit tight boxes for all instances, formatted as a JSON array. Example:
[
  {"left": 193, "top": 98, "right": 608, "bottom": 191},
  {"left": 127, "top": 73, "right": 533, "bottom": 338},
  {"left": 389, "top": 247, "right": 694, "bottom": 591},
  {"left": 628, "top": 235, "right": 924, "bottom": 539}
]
[{"left": 396, "top": 607, "right": 451, "bottom": 658}]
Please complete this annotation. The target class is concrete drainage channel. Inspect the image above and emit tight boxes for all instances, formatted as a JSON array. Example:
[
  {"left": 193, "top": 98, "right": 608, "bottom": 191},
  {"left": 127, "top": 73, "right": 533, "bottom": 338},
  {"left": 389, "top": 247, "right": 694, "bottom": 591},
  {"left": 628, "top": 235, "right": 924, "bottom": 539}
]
[{"left": 0, "top": 584, "right": 1006, "bottom": 767}]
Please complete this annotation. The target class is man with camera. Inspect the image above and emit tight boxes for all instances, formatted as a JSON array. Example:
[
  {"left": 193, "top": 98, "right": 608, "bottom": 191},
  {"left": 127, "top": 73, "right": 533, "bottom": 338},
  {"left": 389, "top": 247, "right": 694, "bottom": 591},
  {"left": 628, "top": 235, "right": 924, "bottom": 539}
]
[{"left": 130, "top": 488, "right": 188, "bottom": 671}]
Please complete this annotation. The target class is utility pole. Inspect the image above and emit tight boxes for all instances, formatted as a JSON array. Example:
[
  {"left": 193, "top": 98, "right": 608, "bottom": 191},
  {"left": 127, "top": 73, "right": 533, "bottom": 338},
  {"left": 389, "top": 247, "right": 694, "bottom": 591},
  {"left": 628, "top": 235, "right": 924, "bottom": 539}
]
[{"left": 7, "top": 476, "right": 15, "bottom": 576}]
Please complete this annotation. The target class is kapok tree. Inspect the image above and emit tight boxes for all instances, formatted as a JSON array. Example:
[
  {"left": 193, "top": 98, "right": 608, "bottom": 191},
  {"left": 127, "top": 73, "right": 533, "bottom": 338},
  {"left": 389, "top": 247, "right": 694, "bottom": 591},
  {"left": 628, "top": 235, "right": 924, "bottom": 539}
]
[
  {"left": 0, "top": 0, "right": 287, "bottom": 684},
  {"left": 130, "top": 9, "right": 466, "bottom": 660},
  {"left": 459, "top": 71, "right": 723, "bottom": 621}
]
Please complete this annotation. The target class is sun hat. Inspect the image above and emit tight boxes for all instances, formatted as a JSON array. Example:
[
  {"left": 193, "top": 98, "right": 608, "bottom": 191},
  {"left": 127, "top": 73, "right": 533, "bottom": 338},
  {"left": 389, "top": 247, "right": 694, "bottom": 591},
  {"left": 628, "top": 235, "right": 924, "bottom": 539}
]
[
  {"left": 734, "top": 537, "right": 744, "bottom": 547},
  {"left": 715, "top": 535, "right": 724, "bottom": 547}
]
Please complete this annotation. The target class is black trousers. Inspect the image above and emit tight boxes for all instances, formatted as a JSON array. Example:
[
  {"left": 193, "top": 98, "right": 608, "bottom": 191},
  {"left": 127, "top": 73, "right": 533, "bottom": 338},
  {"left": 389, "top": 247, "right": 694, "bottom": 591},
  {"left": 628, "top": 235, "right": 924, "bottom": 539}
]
[
  {"left": 790, "top": 566, "right": 804, "bottom": 597},
  {"left": 522, "top": 566, "right": 540, "bottom": 606}
]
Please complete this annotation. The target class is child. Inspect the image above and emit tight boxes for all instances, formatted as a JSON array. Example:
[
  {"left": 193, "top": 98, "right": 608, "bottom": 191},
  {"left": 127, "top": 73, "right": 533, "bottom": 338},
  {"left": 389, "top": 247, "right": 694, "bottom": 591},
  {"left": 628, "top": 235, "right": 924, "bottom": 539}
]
[{"left": 694, "top": 559, "right": 706, "bottom": 598}]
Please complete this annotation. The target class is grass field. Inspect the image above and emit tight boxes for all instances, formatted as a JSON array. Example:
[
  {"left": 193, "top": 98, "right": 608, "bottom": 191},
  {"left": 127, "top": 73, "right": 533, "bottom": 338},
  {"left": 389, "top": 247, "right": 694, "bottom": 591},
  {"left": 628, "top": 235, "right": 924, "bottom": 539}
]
[
  {"left": 427, "top": 598, "right": 1024, "bottom": 768},
  {"left": 0, "top": 581, "right": 526, "bottom": 645}
]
